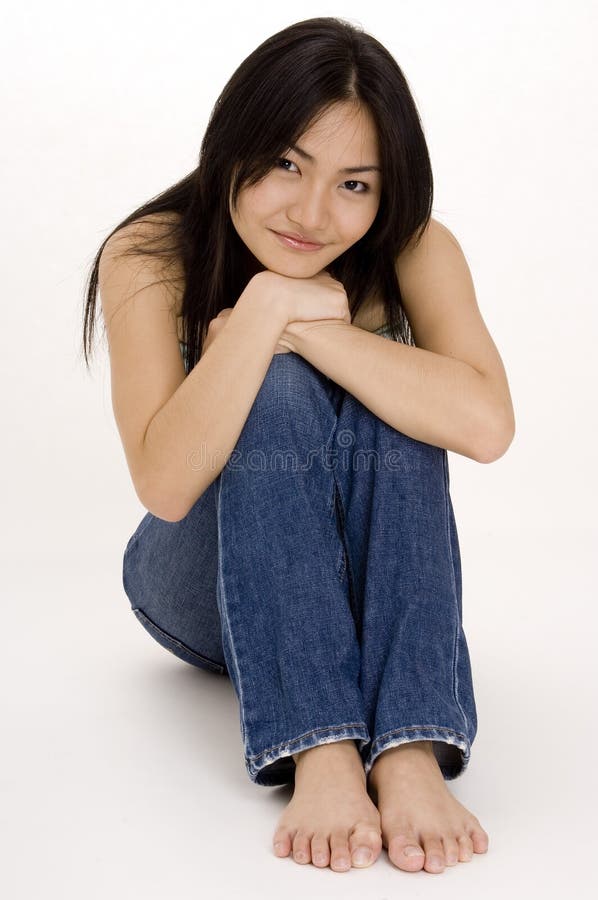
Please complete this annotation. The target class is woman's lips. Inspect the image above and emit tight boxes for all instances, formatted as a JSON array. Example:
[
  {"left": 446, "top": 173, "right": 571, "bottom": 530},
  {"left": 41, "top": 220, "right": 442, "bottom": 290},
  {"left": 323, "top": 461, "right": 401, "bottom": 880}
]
[{"left": 271, "top": 230, "right": 325, "bottom": 251}]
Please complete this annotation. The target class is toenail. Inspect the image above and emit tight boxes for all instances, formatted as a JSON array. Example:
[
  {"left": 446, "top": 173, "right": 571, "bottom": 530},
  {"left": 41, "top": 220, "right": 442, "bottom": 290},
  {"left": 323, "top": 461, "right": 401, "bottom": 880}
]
[
  {"left": 352, "top": 847, "right": 372, "bottom": 865},
  {"left": 429, "top": 856, "right": 444, "bottom": 868},
  {"left": 404, "top": 846, "right": 425, "bottom": 857}
]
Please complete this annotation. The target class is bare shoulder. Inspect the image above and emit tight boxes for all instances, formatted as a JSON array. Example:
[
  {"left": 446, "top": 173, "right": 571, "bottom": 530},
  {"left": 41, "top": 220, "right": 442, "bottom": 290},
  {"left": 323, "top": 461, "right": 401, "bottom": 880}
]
[
  {"left": 399, "top": 216, "right": 460, "bottom": 261},
  {"left": 101, "top": 209, "right": 183, "bottom": 257},
  {"left": 99, "top": 211, "right": 185, "bottom": 317},
  {"left": 395, "top": 216, "right": 514, "bottom": 422},
  {"left": 354, "top": 220, "right": 455, "bottom": 334},
  {"left": 395, "top": 215, "right": 490, "bottom": 359}
]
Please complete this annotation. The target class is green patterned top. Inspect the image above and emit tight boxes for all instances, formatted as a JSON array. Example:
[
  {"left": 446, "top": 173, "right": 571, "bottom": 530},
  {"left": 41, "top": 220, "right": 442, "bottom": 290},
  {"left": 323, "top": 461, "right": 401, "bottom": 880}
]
[{"left": 373, "top": 323, "right": 394, "bottom": 339}]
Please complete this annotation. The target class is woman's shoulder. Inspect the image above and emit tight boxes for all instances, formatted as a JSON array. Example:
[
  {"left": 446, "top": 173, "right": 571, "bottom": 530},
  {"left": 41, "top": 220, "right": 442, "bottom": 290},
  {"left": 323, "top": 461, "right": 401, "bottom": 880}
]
[
  {"left": 104, "top": 210, "right": 183, "bottom": 250},
  {"left": 102, "top": 210, "right": 186, "bottom": 318}
]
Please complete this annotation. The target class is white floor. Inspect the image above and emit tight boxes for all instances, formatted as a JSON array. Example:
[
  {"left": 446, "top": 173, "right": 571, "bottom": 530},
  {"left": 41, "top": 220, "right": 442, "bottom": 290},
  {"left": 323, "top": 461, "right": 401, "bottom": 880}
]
[{"left": 1, "top": 526, "right": 594, "bottom": 900}]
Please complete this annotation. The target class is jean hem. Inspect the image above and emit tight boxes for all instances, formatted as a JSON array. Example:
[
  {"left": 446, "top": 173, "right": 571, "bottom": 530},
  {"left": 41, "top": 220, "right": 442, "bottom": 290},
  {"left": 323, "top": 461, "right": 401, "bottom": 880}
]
[
  {"left": 246, "top": 722, "right": 371, "bottom": 786},
  {"left": 363, "top": 725, "right": 471, "bottom": 781}
]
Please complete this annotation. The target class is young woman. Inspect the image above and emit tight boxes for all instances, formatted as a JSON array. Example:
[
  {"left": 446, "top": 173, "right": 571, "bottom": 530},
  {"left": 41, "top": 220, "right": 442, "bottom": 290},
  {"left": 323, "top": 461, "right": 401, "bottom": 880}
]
[{"left": 82, "top": 16, "right": 513, "bottom": 877}]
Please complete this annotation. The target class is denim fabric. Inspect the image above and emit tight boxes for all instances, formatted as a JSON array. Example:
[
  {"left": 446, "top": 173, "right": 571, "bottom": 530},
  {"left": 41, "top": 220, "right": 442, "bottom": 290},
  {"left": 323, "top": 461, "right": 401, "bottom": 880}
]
[{"left": 122, "top": 346, "right": 478, "bottom": 787}]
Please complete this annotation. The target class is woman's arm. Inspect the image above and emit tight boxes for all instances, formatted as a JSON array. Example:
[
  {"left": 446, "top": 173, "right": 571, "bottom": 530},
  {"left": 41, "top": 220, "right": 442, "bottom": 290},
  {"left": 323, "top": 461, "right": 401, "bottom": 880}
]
[
  {"left": 281, "top": 220, "right": 515, "bottom": 463},
  {"left": 100, "top": 227, "right": 349, "bottom": 523},
  {"left": 100, "top": 228, "right": 289, "bottom": 523}
]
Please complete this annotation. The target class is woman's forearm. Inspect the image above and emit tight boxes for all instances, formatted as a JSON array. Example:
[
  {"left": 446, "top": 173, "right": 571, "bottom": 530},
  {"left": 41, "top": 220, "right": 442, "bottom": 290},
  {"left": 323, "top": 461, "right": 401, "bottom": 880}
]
[
  {"left": 141, "top": 288, "right": 285, "bottom": 521},
  {"left": 290, "top": 323, "right": 513, "bottom": 462}
]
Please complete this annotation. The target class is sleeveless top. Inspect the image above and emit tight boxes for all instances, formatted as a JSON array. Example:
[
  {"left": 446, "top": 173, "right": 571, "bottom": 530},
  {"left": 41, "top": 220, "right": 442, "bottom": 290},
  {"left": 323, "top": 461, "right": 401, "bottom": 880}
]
[{"left": 178, "top": 322, "right": 395, "bottom": 374}]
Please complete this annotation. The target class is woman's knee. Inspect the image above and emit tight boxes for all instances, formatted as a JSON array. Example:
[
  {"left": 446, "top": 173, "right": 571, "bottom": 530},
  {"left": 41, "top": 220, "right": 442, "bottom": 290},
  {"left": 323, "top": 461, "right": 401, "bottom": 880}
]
[
  {"left": 335, "top": 393, "right": 448, "bottom": 482},
  {"left": 242, "top": 352, "right": 337, "bottom": 440}
]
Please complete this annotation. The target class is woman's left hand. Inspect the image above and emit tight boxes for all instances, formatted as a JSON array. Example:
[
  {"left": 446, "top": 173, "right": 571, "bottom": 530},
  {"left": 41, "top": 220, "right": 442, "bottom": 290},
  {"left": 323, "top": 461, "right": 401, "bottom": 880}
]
[
  {"left": 208, "top": 306, "right": 293, "bottom": 354},
  {"left": 276, "top": 316, "right": 352, "bottom": 353},
  {"left": 210, "top": 305, "right": 351, "bottom": 355}
]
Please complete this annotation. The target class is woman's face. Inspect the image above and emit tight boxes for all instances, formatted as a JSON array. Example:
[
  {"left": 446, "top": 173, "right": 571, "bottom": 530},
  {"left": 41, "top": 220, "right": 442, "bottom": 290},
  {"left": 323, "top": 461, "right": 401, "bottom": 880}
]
[{"left": 229, "top": 102, "right": 382, "bottom": 278}]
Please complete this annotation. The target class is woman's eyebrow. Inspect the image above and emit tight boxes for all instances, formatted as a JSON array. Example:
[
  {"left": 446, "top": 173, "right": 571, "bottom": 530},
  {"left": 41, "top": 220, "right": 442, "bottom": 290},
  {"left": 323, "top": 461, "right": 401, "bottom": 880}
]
[{"left": 288, "top": 143, "right": 381, "bottom": 175}]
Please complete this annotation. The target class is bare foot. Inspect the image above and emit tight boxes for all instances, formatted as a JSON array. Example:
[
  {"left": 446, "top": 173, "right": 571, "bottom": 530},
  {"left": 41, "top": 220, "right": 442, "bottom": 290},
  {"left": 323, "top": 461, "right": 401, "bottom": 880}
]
[
  {"left": 367, "top": 740, "right": 489, "bottom": 874},
  {"left": 272, "top": 739, "right": 383, "bottom": 872}
]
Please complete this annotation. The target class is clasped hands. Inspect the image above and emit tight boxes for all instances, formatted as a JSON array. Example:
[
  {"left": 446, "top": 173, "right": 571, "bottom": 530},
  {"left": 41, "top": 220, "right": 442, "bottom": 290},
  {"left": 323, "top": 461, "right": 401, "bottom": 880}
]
[
  {"left": 204, "top": 269, "right": 352, "bottom": 356},
  {"left": 207, "top": 310, "right": 351, "bottom": 355}
]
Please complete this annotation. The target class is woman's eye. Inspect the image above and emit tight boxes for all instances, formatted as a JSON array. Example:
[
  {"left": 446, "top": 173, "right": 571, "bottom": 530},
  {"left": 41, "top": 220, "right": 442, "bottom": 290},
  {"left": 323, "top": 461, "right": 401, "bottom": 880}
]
[
  {"left": 275, "top": 158, "right": 369, "bottom": 193},
  {"left": 276, "top": 157, "right": 298, "bottom": 172},
  {"left": 343, "top": 180, "right": 369, "bottom": 194}
]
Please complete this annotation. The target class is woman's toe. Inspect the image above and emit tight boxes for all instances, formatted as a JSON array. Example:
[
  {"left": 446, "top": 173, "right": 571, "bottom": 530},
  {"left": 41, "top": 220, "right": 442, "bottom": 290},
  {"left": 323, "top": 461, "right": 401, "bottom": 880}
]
[
  {"left": 329, "top": 831, "right": 352, "bottom": 872},
  {"left": 458, "top": 833, "right": 474, "bottom": 862},
  {"left": 272, "top": 829, "right": 292, "bottom": 857},
  {"left": 443, "top": 835, "right": 460, "bottom": 866},
  {"left": 310, "top": 833, "right": 330, "bottom": 868},
  {"left": 471, "top": 825, "right": 490, "bottom": 854},
  {"left": 387, "top": 832, "right": 426, "bottom": 871},
  {"left": 349, "top": 828, "right": 381, "bottom": 868},
  {"left": 291, "top": 831, "right": 312, "bottom": 865},
  {"left": 421, "top": 836, "right": 446, "bottom": 873}
]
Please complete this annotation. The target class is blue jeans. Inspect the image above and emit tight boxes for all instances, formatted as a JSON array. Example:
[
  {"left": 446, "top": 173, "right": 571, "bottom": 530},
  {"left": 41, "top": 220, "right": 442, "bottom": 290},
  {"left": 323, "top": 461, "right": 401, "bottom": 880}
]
[{"left": 122, "top": 352, "right": 478, "bottom": 787}]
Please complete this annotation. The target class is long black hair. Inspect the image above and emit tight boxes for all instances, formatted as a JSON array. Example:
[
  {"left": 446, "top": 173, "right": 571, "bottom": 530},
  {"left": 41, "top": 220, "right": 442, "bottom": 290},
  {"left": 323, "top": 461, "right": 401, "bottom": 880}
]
[{"left": 81, "top": 16, "right": 433, "bottom": 373}]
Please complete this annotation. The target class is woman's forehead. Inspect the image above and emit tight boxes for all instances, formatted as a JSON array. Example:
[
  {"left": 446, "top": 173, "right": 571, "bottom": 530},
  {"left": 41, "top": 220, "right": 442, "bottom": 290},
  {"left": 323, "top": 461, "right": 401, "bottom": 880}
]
[{"left": 295, "top": 106, "right": 380, "bottom": 167}]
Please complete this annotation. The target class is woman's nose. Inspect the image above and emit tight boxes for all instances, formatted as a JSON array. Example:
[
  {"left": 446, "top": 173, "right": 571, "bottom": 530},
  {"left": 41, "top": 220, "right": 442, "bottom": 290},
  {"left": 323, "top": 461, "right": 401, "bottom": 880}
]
[{"left": 287, "top": 185, "right": 330, "bottom": 233}]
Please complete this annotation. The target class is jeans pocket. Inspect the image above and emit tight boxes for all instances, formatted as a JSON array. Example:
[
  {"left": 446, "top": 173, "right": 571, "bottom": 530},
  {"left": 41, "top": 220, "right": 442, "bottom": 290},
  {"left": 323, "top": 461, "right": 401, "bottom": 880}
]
[{"left": 131, "top": 607, "right": 228, "bottom": 676}]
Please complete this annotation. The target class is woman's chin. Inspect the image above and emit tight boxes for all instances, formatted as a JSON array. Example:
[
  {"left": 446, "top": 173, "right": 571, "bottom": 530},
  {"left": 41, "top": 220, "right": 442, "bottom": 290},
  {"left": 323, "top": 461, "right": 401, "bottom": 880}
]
[{"left": 261, "top": 258, "right": 332, "bottom": 279}]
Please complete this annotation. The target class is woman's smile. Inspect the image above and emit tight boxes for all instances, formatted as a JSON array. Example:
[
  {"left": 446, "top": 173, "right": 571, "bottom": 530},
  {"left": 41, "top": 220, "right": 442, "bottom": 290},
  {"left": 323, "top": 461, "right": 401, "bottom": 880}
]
[{"left": 270, "top": 229, "right": 326, "bottom": 252}]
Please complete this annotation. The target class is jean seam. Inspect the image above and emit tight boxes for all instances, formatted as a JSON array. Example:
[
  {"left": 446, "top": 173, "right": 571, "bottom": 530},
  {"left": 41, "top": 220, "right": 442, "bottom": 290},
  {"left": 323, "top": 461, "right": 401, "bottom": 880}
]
[
  {"left": 442, "top": 450, "right": 469, "bottom": 736},
  {"left": 125, "top": 512, "right": 154, "bottom": 553},
  {"left": 321, "top": 400, "right": 347, "bottom": 578},
  {"left": 332, "top": 469, "right": 363, "bottom": 645},
  {"left": 215, "top": 474, "right": 250, "bottom": 743},
  {"left": 131, "top": 607, "right": 226, "bottom": 675}
]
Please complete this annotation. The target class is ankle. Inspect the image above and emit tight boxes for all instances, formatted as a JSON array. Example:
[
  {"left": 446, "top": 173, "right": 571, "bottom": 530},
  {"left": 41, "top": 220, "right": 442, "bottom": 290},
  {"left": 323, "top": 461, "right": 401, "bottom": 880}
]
[
  {"left": 383, "top": 740, "right": 435, "bottom": 759},
  {"left": 369, "top": 740, "right": 437, "bottom": 776},
  {"left": 292, "top": 738, "right": 359, "bottom": 767}
]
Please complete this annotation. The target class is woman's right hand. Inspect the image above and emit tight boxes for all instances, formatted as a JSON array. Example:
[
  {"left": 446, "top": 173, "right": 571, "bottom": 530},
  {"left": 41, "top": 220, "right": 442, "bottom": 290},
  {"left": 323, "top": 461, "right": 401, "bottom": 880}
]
[
  {"left": 246, "top": 269, "right": 351, "bottom": 329},
  {"left": 202, "top": 269, "right": 351, "bottom": 358},
  {"left": 201, "top": 307, "right": 234, "bottom": 357},
  {"left": 202, "top": 306, "right": 291, "bottom": 356}
]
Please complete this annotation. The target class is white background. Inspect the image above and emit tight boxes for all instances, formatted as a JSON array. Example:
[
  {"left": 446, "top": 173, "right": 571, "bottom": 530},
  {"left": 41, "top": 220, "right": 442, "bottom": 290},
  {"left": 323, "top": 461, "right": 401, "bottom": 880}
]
[{"left": 1, "top": 1, "right": 596, "bottom": 897}]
